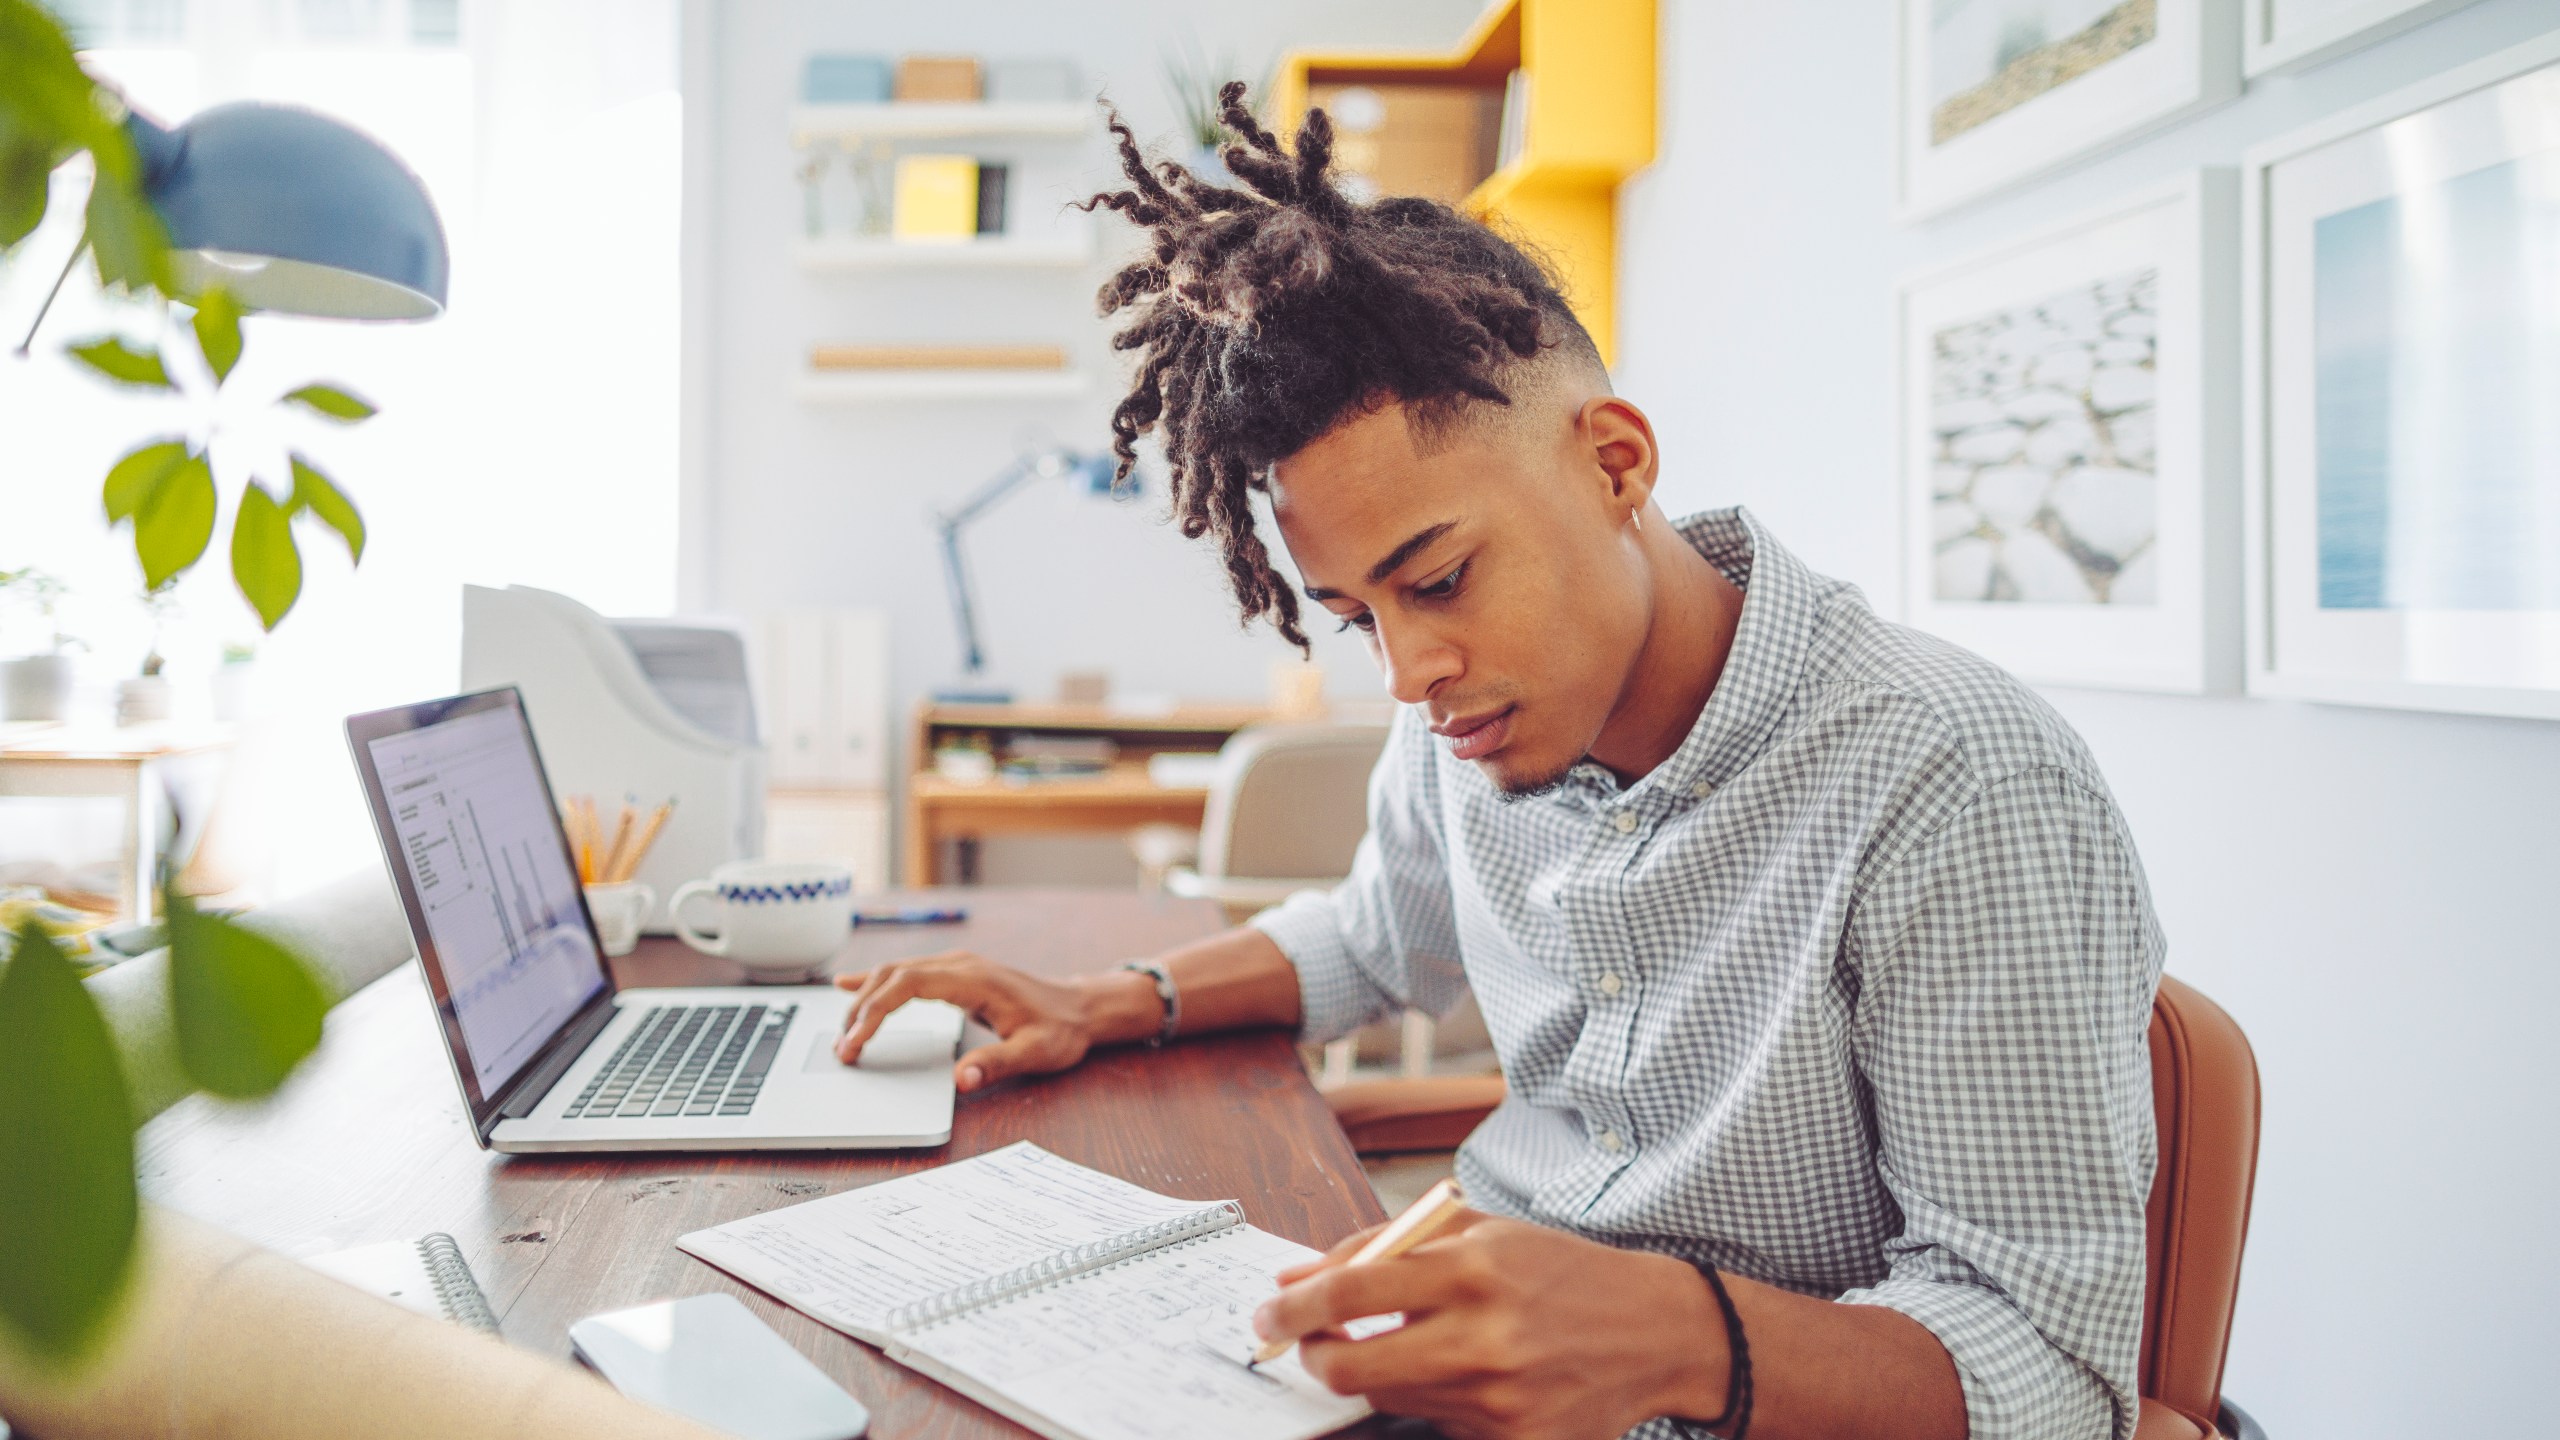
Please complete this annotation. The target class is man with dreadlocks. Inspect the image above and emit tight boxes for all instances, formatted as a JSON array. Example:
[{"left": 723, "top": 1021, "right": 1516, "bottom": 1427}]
[{"left": 837, "top": 86, "right": 2157, "bottom": 1440}]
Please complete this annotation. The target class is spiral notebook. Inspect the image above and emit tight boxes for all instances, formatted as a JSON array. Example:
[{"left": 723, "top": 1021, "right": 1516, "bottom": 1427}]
[
  {"left": 677, "top": 1142, "right": 1370, "bottom": 1440},
  {"left": 306, "top": 1233, "right": 501, "bottom": 1335}
]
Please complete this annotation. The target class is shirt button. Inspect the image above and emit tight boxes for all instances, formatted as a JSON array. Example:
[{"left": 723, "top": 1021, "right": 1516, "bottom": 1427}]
[
  {"left": 1597, "top": 1129, "right": 1625, "bottom": 1153},
  {"left": 1598, "top": 972, "right": 1625, "bottom": 996},
  {"left": 1691, "top": 780, "right": 1715, "bottom": 798},
  {"left": 1610, "top": 810, "right": 1638, "bottom": 833}
]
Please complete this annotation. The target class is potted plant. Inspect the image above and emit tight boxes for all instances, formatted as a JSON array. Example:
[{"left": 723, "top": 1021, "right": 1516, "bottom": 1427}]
[
  {"left": 114, "top": 585, "right": 179, "bottom": 725},
  {"left": 0, "top": 567, "right": 80, "bottom": 721},
  {"left": 210, "top": 640, "right": 255, "bottom": 723}
]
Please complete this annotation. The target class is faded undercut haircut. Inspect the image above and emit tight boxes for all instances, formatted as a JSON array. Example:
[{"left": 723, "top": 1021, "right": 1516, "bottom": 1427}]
[{"left": 1078, "top": 82, "right": 1603, "bottom": 650}]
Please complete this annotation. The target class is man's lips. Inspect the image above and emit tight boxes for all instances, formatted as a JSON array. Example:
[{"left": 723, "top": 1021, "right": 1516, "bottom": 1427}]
[{"left": 1431, "top": 705, "right": 1515, "bottom": 762}]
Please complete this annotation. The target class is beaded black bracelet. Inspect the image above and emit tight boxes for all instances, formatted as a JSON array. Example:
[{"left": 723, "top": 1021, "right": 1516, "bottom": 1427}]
[{"left": 1693, "top": 1261, "right": 1755, "bottom": 1440}]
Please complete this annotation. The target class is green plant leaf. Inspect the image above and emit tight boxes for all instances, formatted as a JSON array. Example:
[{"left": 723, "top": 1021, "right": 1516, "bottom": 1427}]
[
  {"left": 288, "top": 453, "right": 365, "bottom": 563},
  {"left": 83, "top": 158, "right": 170, "bottom": 294},
  {"left": 281, "top": 382, "right": 377, "bottom": 423},
  {"left": 66, "top": 335, "right": 172, "bottom": 389},
  {"left": 229, "top": 482, "right": 302, "bottom": 630},
  {"left": 102, "top": 437, "right": 188, "bottom": 522},
  {"left": 164, "top": 891, "right": 327, "bottom": 1099},
  {"left": 0, "top": 919, "right": 139, "bottom": 1364},
  {"left": 191, "top": 287, "right": 244, "bottom": 384},
  {"left": 132, "top": 447, "right": 215, "bottom": 590},
  {"left": 0, "top": 133, "right": 53, "bottom": 250}
]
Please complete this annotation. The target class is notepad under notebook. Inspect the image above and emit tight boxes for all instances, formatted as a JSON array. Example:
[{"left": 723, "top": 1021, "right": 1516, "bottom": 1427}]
[
  {"left": 305, "top": 1233, "right": 501, "bottom": 1334},
  {"left": 677, "top": 1142, "right": 1370, "bottom": 1440}
]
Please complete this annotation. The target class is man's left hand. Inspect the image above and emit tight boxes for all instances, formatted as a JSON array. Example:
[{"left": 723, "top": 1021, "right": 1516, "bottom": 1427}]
[{"left": 1254, "top": 1210, "right": 1730, "bottom": 1440}]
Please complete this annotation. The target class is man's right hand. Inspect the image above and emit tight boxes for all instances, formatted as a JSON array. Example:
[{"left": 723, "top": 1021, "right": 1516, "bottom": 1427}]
[{"left": 832, "top": 952, "right": 1162, "bottom": 1092}]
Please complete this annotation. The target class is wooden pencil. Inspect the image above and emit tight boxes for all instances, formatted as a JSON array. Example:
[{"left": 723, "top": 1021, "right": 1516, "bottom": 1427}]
[
  {"left": 614, "top": 800, "right": 676, "bottom": 883},
  {"left": 598, "top": 799, "right": 636, "bottom": 886}
]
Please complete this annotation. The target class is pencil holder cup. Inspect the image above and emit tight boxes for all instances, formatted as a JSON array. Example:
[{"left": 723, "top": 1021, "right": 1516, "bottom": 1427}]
[
  {"left": 669, "top": 861, "right": 855, "bottom": 982},
  {"left": 583, "top": 881, "right": 656, "bottom": 957}
]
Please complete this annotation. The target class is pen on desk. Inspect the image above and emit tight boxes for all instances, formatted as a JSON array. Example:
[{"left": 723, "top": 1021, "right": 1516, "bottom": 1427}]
[
  {"left": 1250, "top": 1175, "right": 1469, "bottom": 1368},
  {"left": 850, "top": 906, "right": 969, "bottom": 927}
]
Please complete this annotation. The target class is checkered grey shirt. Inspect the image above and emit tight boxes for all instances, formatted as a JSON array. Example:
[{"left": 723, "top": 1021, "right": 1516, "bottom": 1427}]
[{"left": 1254, "top": 509, "right": 2161, "bottom": 1440}]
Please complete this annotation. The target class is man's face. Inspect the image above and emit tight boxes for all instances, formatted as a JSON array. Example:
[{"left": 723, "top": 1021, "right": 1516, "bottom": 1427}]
[{"left": 1271, "top": 396, "right": 1655, "bottom": 795}]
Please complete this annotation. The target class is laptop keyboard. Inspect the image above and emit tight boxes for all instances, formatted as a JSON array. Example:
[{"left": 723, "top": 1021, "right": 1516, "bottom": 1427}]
[{"left": 558, "top": 1003, "right": 797, "bottom": 1120}]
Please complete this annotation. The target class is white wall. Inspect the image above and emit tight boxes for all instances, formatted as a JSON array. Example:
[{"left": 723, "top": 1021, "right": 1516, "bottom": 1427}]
[
  {"left": 1615, "top": 3, "right": 2560, "bottom": 1436},
  {"left": 689, "top": 1, "right": 1486, "bottom": 709}
]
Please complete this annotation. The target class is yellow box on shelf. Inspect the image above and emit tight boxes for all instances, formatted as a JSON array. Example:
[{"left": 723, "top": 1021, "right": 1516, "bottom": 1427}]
[
  {"left": 891, "top": 153, "right": 979, "bottom": 241},
  {"left": 1273, "top": 0, "right": 1655, "bottom": 364}
]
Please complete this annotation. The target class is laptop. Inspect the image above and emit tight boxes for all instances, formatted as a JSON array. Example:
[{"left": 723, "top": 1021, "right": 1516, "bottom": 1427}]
[{"left": 346, "top": 686, "right": 962, "bottom": 1153}]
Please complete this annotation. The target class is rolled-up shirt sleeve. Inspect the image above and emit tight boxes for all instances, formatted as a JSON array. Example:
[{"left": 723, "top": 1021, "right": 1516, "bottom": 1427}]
[
  {"left": 1836, "top": 765, "right": 2162, "bottom": 1440},
  {"left": 1250, "top": 707, "right": 1468, "bottom": 1044}
]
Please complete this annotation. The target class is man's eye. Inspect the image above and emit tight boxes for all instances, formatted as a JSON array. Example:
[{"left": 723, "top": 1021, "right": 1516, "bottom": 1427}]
[
  {"left": 1417, "top": 561, "right": 1469, "bottom": 599},
  {"left": 1335, "top": 612, "right": 1376, "bottom": 634}
]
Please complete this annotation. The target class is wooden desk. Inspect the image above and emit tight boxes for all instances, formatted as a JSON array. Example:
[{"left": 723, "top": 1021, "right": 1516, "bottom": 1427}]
[
  {"left": 905, "top": 702, "right": 1269, "bottom": 886},
  {"left": 136, "top": 889, "right": 1390, "bottom": 1440},
  {"left": 0, "top": 722, "right": 232, "bottom": 920}
]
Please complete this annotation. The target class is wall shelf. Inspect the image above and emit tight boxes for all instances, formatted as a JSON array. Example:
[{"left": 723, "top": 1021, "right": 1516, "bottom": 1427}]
[
  {"left": 790, "top": 102, "right": 1092, "bottom": 143},
  {"left": 795, "top": 369, "right": 1090, "bottom": 403},
  {"left": 1274, "top": 0, "right": 1656, "bottom": 364},
  {"left": 793, "top": 234, "right": 1095, "bottom": 270}
]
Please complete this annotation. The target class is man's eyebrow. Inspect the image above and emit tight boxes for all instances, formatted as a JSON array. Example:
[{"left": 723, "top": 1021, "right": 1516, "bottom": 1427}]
[{"left": 1302, "top": 521, "right": 1461, "bottom": 601}]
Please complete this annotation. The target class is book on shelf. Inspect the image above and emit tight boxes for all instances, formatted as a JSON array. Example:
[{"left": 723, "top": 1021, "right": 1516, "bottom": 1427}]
[
  {"left": 975, "top": 162, "right": 1009, "bottom": 234},
  {"left": 1496, "top": 68, "right": 1531, "bottom": 171},
  {"left": 809, "top": 344, "right": 1067, "bottom": 372}
]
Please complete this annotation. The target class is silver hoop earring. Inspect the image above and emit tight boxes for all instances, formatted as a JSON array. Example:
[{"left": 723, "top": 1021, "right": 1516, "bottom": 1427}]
[{"left": 1631, "top": 510, "right": 1644, "bottom": 533}]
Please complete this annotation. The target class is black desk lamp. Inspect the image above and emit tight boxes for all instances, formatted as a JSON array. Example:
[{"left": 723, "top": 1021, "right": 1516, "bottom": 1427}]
[{"left": 933, "top": 447, "right": 1129, "bottom": 705}]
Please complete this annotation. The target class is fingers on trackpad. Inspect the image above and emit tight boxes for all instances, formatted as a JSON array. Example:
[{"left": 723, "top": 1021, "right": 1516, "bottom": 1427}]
[{"left": 808, "top": 1000, "right": 963, "bottom": 1072}]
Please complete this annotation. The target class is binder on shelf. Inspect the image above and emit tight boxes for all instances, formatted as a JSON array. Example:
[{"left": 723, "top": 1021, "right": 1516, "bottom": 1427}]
[{"left": 892, "top": 153, "right": 979, "bottom": 240}]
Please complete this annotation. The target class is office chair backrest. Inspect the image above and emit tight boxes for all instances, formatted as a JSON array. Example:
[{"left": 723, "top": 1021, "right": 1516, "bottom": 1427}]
[
  {"left": 1199, "top": 722, "right": 1391, "bottom": 881},
  {"left": 2141, "top": 974, "right": 2262, "bottom": 1432}
]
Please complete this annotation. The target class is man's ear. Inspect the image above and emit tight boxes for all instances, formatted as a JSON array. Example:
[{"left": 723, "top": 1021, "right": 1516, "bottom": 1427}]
[{"left": 1582, "top": 396, "right": 1661, "bottom": 519}]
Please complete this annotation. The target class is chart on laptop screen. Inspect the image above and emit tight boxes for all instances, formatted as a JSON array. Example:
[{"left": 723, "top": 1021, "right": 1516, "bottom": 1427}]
[{"left": 368, "top": 706, "right": 606, "bottom": 1093}]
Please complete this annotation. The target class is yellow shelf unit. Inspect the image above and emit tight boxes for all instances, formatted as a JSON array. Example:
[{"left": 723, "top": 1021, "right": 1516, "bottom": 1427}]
[{"left": 1273, "top": 0, "right": 1655, "bottom": 364}]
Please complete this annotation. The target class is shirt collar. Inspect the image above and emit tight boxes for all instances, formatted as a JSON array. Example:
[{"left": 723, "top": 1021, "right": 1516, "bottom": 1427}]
[{"left": 1554, "top": 507, "right": 1824, "bottom": 807}]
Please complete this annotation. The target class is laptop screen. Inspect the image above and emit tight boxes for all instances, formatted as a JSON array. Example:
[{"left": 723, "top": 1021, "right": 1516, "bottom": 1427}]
[{"left": 356, "top": 692, "right": 608, "bottom": 1103}]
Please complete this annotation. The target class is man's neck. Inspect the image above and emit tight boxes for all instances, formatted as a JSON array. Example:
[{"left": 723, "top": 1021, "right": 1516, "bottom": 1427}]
[{"left": 1585, "top": 508, "right": 1746, "bottom": 787}]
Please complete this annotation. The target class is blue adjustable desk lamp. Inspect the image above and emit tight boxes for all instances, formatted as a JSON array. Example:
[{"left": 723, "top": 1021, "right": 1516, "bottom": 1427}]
[{"left": 16, "top": 97, "right": 448, "bottom": 347}]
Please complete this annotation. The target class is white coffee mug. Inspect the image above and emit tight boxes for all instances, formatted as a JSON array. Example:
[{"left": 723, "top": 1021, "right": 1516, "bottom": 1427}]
[
  {"left": 668, "top": 861, "right": 854, "bottom": 982},
  {"left": 582, "top": 881, "right": 657, "bottom": 958}
]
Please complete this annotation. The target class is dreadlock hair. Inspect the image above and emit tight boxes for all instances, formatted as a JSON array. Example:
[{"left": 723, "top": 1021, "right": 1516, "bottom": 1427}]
[{"left": 1078, "top": 81, "right": 1603, "bottom": 651}]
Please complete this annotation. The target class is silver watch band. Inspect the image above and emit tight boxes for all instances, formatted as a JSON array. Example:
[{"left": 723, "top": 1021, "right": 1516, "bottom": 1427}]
[{"left": 1120, "top": 961, "right": 1180, "bottom": 1047}]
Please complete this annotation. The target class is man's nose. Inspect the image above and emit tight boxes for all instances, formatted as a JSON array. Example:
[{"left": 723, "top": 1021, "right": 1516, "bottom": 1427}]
[{"left": 1375, "top": 620, "right": 1462, "bottom": 706}]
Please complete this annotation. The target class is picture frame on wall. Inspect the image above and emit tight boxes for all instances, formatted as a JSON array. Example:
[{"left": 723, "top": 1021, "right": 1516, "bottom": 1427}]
[
  {"left": 1899, "top": 170, "right": 2241, "bottom": 693},
  {"left": 2241, "top": 0, "right": 2484, "bottom": 78},
  {"left": 1895, "top": 0, "right": 2241, "bottom": 220},
  {"left": 2244, "top": 31, "right": 2560, "bottom": 721}
]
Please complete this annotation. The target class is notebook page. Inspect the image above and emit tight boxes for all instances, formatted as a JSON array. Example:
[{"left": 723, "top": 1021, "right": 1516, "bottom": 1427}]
[
  {"left": 677, "top": 1142, "right": 1219, "bottom": 1339},
  {"left": 894, "top": 1224, "right": 1369, "bottom": 1440}
]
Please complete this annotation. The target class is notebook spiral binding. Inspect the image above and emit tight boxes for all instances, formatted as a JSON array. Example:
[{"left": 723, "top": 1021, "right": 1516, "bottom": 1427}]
[
  {"left": 418, "top": 1233, "right": 502, "bottom": 1335},
  {"left": 884, "top": 1201, "right": 1245, "bottom": 1334}
]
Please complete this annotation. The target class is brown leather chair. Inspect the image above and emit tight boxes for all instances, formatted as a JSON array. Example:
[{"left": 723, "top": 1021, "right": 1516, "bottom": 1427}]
[{"left": 1327, "top": 973, "right": 2264, "bottom": 1439}]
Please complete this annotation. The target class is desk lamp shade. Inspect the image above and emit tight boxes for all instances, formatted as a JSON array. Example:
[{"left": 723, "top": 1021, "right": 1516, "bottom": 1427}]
[{"left": 125, "top": 102, "right": 448, "bottom": 319}]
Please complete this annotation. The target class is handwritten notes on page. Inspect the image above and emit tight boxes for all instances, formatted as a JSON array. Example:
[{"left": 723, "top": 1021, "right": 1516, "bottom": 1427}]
[
  {"left": 676, "top": 1141, "right": 1213, "bottom": 1340},
  {"left": 896, "top": 1225, "right": 1370, "bottom": 1440}
]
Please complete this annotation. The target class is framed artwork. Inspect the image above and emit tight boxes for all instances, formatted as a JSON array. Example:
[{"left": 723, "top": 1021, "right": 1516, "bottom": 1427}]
[
  {"left": 2242, "top": 0, "right": 2484, "bottom": 78},
  {"left": 2245, "top": 32, "right": 2560, "bottom": 720},
  {"left": 1896, "top": 0, "right": 2241, "bottom": 220},
  {"left": 1900, "top": 171, "right": 2240, "bottom": 693}
]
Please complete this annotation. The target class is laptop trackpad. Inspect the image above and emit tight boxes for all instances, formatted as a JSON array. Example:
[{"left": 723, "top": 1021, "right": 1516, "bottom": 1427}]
[{"left": 802, "top": 1000, "right": 962, "bottom": 1073}]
